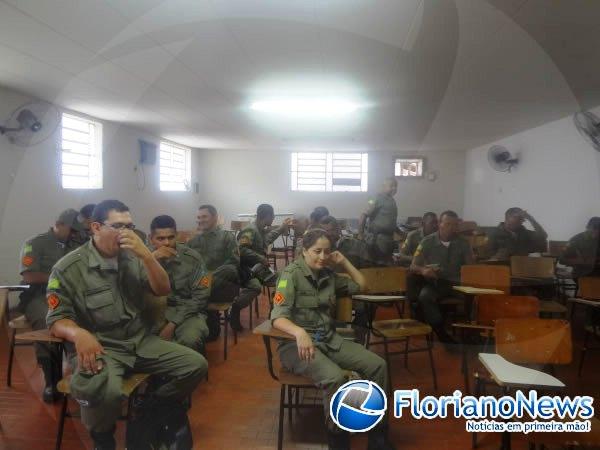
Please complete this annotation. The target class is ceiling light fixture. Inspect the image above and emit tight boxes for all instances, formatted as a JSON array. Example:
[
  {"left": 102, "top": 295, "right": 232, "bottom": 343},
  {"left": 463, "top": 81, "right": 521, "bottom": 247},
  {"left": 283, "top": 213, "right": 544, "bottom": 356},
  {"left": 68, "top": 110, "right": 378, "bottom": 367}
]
[{"left": 250, "top": 98, "right": 361, "bottom": 119}]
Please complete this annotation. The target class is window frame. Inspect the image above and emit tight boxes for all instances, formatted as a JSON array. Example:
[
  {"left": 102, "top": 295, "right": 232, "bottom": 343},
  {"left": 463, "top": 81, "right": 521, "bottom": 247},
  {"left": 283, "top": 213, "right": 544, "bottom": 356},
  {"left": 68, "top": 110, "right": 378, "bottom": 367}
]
[
  {"left": 291, "top": 152, "right": 368, "bottom": 193},
  {"left": 394, "top": 156, "right": 426, "bottom": 179},
  {"left": 60, "top": 112, "right": 103, "bottom": 190},
  {"left": 159, "top": 140, "right": 192, "bottom": 192}
]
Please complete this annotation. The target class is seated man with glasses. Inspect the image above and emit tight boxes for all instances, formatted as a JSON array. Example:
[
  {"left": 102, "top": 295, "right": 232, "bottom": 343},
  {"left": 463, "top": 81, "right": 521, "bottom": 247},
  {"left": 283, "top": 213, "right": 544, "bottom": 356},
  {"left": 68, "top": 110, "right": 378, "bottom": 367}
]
[
  {"left": 46, "top": 199, "right": 207, "bottom": 450},
  {"left": 148, "top": 214, "right": 210, "bottom": 354}
]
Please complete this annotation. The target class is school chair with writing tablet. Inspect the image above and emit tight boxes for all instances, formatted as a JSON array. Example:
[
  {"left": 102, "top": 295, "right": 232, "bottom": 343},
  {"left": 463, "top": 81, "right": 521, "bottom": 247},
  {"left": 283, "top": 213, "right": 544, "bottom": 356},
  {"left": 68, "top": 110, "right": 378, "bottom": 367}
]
[
  {"left": 568, "top": 276, "right": 600, "bottom": 376},
  {"left": 473, "top": 318, "right": 572, "bottom": 449}
]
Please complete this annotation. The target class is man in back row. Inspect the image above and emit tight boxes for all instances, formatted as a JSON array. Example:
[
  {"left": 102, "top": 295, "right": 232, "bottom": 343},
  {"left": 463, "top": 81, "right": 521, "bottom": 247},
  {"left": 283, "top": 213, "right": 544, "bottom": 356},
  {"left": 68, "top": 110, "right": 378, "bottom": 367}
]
[
  {"left": 397, "top": 212, "right": 438, "bottom": 265},
  {"left": 47, "top": 200, "right": 206, "bottom": 450},
  {"left": 149, "top": 215, "right": 210, "bottom": 354},
  {"left": 410, "top": 210, "right": 474, "bottom": 346},
  {"left": 18, "top": 208, "right": 84, "bottom": 402},
  {"left": 487, "top": 207, "right": 547, "bottom": 260}
]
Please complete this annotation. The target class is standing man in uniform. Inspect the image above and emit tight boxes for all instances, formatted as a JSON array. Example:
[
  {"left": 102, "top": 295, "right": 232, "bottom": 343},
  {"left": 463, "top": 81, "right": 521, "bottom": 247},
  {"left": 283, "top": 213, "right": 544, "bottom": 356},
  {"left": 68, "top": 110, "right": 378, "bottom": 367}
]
[
  {"left": 487, "top": 207, "right": 548, "bottom": 260},
  {"left": 560, "top": 217, "right": 600, "bottom": 279},
  {"left": 187, "top": 204, "right": 250, "bottom": 333},
  {"left": 149, "top": 215, "right": 210, "bottom": 354},
  {"left": 398, "top": 212, "right": 438, "bottom": 265},
  {"left": 358, "top": 178, "right": 398, "bottom": 265},
  {"left": 18, "top": 208, "right": 84, "bottom": 402},
  {"left": 410, "top": 210, "right": 474, "bottom": 346},
  {"left": 47, "top": 200, "right": 207, "bottom": 450}
]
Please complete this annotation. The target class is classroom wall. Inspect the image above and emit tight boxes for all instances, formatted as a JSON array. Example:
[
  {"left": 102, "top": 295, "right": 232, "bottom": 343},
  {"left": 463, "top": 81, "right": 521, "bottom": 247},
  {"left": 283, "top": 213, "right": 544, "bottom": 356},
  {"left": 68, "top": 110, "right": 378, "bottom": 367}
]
[
  {"left": 463, "top": 107, "right": 600, "bottom": 240},
  {"left": 0, "top": 86, "right": 201, "bottom": 283},
  {"left": 195, "top": 149, "right": 466, "bottom": 227}
]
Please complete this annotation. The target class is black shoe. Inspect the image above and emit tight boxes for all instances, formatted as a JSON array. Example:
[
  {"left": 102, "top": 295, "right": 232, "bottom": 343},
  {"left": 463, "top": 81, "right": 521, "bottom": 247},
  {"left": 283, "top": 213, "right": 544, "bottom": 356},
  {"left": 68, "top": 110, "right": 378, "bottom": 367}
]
[
  {"left": 327, "top": 430, "right": 350, "bottom": 450},
  {"left": 367, "top": 428, "right": 396, "bottom": 450},
  {"left": 43, "top": 385, "right": 59, "bottom": 403},
  {"left": 90, "top": 429, "right": 116, "bottom": 450}
]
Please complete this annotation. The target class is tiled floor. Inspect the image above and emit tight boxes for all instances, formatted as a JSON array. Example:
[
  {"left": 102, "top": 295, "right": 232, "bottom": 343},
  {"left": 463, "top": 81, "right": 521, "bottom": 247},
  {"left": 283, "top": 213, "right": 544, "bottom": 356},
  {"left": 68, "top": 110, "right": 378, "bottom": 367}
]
[{"left": 1, "top": 293, "right": 598, "bottom": 450}]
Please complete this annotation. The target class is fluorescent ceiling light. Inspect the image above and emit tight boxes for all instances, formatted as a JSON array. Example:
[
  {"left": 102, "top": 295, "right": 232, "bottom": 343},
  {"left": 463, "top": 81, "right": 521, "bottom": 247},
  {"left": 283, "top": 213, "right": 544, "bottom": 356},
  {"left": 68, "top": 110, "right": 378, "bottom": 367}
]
[{"left": 250, "top": 98, "right": 360, "bottom": 119}]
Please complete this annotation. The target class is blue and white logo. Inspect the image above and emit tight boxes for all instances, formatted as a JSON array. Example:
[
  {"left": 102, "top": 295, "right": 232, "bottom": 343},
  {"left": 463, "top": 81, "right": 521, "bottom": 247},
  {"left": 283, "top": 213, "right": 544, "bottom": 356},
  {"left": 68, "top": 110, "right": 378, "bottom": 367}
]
[{"left": 330, "top": 380, "right": 387, "bottom": 432}]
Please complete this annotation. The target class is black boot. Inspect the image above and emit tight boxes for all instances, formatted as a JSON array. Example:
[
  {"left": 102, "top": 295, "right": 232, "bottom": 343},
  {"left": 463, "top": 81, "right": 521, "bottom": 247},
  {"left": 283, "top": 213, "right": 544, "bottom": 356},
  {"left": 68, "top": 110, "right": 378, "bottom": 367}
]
[
  {"left": 206, "top": 310, "right": 221, "bottom": 341},
  {"left": 90, "top": 428, "right": 116, "bottom": 450},
  {"left": 367, "top": 425, "right": 396, "bottom": 450},
  {"left": 327, "top": 430, "right": 350, "bottom": 450},
  {"left": 39, "top": 358, "right": 58, "bottom": 403},
  {"left": 229, "top": 302, "right": 244, "bottom": 332}
]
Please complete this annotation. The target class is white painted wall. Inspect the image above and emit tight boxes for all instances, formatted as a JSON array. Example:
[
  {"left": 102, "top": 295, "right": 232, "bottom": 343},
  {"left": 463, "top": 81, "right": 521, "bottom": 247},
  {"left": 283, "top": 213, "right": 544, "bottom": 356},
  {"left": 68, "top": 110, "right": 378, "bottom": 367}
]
[
  {"left": 195, "top": 149, "right": 466, "bottom": 226},
  {"left": 464, "top": 109, "right": 600, "bottom": 240},
  {"left": 0, "top": 86, "right": 201, "bottom": 283}
]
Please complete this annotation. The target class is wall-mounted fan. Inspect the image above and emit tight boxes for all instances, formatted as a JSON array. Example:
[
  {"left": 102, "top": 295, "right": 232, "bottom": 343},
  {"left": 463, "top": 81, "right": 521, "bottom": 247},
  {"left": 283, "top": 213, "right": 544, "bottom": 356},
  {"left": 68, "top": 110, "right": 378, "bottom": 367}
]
[
  {"left": 573, "top": 111, "right": 600, "bottom": 152},
  {"left": 0, "top": 101, "right": 60, "bottom": 147},
  {"left": 488, "top": 145, "right": 519, "bottom": 172}
]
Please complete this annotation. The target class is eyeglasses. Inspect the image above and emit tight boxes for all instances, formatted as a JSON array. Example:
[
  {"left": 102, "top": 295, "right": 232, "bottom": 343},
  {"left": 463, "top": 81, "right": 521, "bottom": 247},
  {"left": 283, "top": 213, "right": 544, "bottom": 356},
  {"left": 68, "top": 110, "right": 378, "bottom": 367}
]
[{"left": 102, "top": 222, "right": 136, "bottom": 230}]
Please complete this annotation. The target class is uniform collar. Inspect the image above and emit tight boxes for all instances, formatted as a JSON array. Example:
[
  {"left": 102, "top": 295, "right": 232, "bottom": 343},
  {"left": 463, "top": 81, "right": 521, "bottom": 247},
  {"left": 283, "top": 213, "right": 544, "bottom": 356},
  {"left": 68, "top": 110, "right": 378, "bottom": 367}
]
[
  {"left": 432, "top": 232, "right": 458, "bottom": 246},
  {"left": 201, "top": 226, "right": 220, "bottom": 236},
  {"left": 87, "top": 240, "right": 130, "bottom": 270}
]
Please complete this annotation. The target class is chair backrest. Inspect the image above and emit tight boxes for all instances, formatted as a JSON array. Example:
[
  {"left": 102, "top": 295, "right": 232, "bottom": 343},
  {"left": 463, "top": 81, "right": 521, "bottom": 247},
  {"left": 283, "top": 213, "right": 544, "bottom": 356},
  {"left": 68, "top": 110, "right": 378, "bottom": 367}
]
[
  {"left": 0, "top": 288, "right": 7, "bottom": 328},
  {"left": 459, "top": 221, "right": 478, "bottom": 234},
  {"left": 230, "top": 220, "right": 250, "bottom": 232},
  {"left": 578, "top": 276, "right": 600, "bottom": 300},
  {"left": 336, "top": 297, "right": 354, "bottom": 323},
  {"left": 175, "top": 230, "right": 197, "bottom": 243},
  {"left": 361, "top": 267, "right": 407, "bottom": 294},
  {"left": 547, "top": 240, "right": 568, "bottom": 257},
  {"left": 461, "top": 264, "right": 511, "bottom": 293},
  {"left": 510, "top": 256, "right": 555, "bottom": 278},
  {"left": 477, "top": 295, "right": 539, "bottom": 326},
  {"left": 495, "top": 318, "right": 572, "bottom": 365}
]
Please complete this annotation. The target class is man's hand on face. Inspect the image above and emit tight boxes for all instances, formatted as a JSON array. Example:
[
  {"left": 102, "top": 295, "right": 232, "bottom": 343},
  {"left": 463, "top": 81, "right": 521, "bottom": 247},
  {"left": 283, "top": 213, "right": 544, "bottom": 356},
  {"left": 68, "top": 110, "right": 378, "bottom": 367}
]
[
  {"left": 152, "top": 246, "right": 177, "bottom": 260},
  {"left": 119, "top": 229, "right": 152, "bottom": 260}
]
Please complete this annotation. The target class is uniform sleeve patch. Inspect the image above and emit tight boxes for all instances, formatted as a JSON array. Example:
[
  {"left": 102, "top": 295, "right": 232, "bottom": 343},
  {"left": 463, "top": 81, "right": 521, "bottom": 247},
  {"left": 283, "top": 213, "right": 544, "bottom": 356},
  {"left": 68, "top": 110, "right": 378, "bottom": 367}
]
[
  {"left": 48, "top": 278, "right": 60, "bottom": 290},
  {"left": 368, "top": 199, "right": 375, "bottom": 205},
  {"left": 47, "top": 294, "right": 60, "bottom": 310},
  {"left": 277, "top": 279, "right": 288, "bottom": 289},
  {"left": 22, "top": 255, "right": 34, "bottom": 267},
  {"left": 199, "top": 276, "right": 211, "bottom": 288},
  {"left": 273, "top": 292, "right": 285, "bottom": 306},
  {"left": 414, "top": 245, "right": 422, "bottom": 257},
  {"left": 23, "top": 244, "right": 33, "bottom": 254}
]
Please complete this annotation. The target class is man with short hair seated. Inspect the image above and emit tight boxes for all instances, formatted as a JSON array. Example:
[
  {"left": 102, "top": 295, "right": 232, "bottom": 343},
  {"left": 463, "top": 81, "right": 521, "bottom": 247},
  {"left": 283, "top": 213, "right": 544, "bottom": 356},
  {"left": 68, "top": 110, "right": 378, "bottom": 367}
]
[
  {"left": 187, "top": 204, "right": 250, "bottom": 333},
  {"left": 487, "top": 207, "right": 548, "bottom": 260},
  {"left": 47, "top": 200, "right": 207, "bottom": 450},
  {"left": 18, "top": 208, "right": 84, "bottom": 402},
  {"left": 410, "top": 210, "right": 474, "bottom": 346},
  {"left": 398, "top": 212, "right": 438, "bottom": 265},
  {"left": 319, "top": 215, "right": 373, "bottom": 269},
  {"left": 560, "top": 217, "right": 600, "bottom": 280},
  {"left": 148, "top": 214, "right": 210, "bottom": 354}
]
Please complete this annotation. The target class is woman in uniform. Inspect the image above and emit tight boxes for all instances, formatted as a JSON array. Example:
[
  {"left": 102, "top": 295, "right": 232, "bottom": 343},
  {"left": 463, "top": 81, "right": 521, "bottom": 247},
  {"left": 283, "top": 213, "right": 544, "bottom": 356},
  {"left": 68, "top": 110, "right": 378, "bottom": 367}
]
[{"left": 270, "top": 228, "right": 395, "bottom": 450}]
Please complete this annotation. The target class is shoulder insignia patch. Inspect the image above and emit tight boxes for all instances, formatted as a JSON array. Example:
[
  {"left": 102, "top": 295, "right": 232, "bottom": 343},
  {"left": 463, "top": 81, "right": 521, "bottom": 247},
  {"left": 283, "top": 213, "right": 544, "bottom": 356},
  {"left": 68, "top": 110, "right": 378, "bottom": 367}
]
[
  {"left": 273, "top": 292, "right": 285, "bottom": 306},
  {"left": 47, "top": 294, "right": 60, "bottom": 310},
  {"left": 23, "top": 244, "right": 33, "bottom": 254},
  {"left": 277, "top": 279, "right": 288, "bottom": 289},
  {"left": 48, "top": 278, "right": 60, "bottom": 290},
  {"left": 199, "top": 275, "right": 211, "bottom": 288},
  {"left": 22, "top": 255, "right": 34, "bottom": 267}
]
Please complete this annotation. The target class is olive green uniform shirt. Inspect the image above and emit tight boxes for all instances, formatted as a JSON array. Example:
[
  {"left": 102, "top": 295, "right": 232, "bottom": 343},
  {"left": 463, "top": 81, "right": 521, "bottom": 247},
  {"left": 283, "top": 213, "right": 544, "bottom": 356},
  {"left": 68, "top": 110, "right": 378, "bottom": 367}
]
[
  {"left": 46, "top": 240, "right": 166, "bottom": 367},
  {"left": 487, "top": 223, "right": 547, "bottom": 259},
  {"left": 187, "top": 227, "right": 239, "bottom": 271},
  {"left": 401, "top": 229, "right": 425, "bottom": 258},
  {"left": 365, "top": 193, "right": 398, "bottom": 235},
  {"left": 270, "top": 257, "right": 360, "bottom": 351},
  {"left": 412, "top": 233, "right": 474, "bottom": 283},
  {"left": 19, "top": 229, "right": 74, "bottom": 306},
  {"left": 337, "top": 236, "right": 372, "bottom": 269},
  {"left": 238, "top": 221, "right": 284, "bottom": 266},
  {"left": 560, "top": 231, "right": 600, "bottom": 278},
  {"left": 157, "top": 243, "right": 210, "bottom": 326}
]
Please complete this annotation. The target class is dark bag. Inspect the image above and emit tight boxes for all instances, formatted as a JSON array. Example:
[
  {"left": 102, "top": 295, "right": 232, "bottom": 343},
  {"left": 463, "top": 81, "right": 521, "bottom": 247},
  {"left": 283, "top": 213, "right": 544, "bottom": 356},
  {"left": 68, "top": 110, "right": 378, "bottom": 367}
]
[{"left": 126, "top": 400, "right": 193, "bottom": 450}]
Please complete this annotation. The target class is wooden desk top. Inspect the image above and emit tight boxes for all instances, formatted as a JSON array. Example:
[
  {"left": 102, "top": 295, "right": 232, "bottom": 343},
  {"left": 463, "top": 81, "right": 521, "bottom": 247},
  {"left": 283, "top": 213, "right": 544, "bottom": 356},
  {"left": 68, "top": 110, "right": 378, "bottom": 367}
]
[
  {"left": 253, "top": 320, "right": 295, "bottom": 340},
  {"left": 0, "top": 285, "right": 30, "bottom": 291},
  {"left": 352, "top": 294, "right": 407, "bottom": 303},
  {"left": 15, "top": 329, "right": 64, "bottom": 343},
  {"left": 453, "top": 286, "right": 505, "bottom": 295}
]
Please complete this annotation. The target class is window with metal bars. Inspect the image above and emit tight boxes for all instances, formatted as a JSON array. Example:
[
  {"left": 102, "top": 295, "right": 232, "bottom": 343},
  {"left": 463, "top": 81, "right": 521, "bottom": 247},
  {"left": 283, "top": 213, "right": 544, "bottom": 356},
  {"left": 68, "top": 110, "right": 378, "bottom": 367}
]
[
  {"left": 160, "top": 141, "right": 191, "bottom": 191},
  {"left": 394, "top": 157, "right": 424, "bottom": 177},
  {"left": 291, "top": 152, "right": 368, "bottom": 192},
  {"left": 61, "top": 113, "right": 103, "bottom": 189}
]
